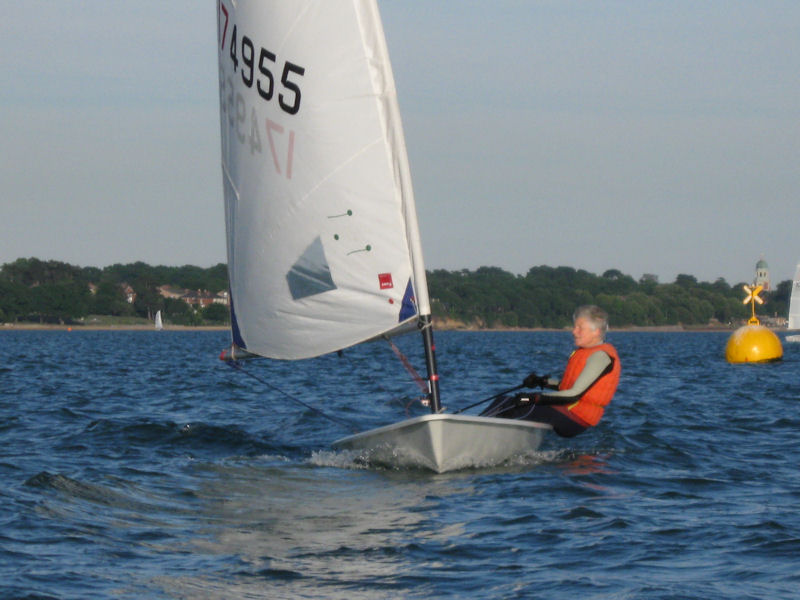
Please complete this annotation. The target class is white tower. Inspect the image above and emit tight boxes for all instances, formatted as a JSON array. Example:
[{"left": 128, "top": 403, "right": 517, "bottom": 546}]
[{"left": 755, "top": 258, "right": 770, "bottom": 291}]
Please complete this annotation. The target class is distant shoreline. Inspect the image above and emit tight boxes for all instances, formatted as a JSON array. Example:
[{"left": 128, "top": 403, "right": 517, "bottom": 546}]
[
  {"left": 1, "top": 323, "right": 229, "bottom": 332},
  {"left": 432, "top": 325, "right": 743, "bottom": 333},
  {"left": 0, "top": 323, "right": 776, "bottom": 333}
]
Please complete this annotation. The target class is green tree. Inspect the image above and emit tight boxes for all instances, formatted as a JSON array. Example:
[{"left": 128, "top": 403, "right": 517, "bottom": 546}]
[
  {"left": 164, "top": 297, "right": 194, "bottom": 325},
  {"left": 0, "top": 278, "right": 31, "bottom": 321},
  {"left": 30, "top": 281, "right": 90, "bottom": 323},
  {"left": 202, "top": 302, "right": 230, "bottom": 324},
  {"left": 1, "top": 258, "right": 83, "bottom": 286},
  {"left": 91, "top": 282, "right": 133, "bottom": 316},
  {"left": 131, "top": 276, "right": 164, "bottom": 319}
]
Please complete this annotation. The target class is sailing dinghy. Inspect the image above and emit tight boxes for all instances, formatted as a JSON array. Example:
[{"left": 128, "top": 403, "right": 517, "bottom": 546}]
[
  {"left": 215, "top": 0, "right": 549, "bottom": 472},
  {"left": 787, "top": 262, "right": 800, "bottom": 342}
]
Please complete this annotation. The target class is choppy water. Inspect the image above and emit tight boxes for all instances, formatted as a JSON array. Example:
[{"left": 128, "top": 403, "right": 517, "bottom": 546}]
[{"left": 1, "top": 329, "right": 799, "bottom": 599}]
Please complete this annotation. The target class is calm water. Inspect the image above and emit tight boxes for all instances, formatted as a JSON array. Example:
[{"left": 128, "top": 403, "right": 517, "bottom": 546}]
[{"left": 1, "top": 329, "right": 799, "bottom": 599}]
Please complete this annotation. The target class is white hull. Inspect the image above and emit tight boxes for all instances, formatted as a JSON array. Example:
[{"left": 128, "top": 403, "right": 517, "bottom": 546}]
[{"left": 333, "top": 414, "right": 551, "bottom": 473}]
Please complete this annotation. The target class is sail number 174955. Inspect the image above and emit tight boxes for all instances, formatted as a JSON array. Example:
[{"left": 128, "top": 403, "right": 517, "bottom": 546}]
[{"left": 219, "top": 3, "right": 306, "bottom": 116}]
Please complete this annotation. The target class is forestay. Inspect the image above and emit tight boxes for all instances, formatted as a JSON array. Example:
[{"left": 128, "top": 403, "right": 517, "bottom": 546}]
[{"left": 217, "top": 0, "right": 430, "bottom": 360}]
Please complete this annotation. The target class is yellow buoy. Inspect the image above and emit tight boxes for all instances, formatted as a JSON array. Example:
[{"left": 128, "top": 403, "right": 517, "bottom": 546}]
[
  {"left": 726, "top": 284, "right": 783, "bottom": 363},
  {"left": 725, "top": 324, "right": 783, "bottom": 363}
]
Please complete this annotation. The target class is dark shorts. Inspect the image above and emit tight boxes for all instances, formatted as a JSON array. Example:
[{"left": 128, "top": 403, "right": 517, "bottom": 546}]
[{"left": 480, "top": 395, "right": 588, "bottom": 438}]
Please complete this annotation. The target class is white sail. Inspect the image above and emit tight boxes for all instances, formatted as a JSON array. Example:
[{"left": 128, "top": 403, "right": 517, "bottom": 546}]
[
  {"left": 788, "top": 262, "right": 800, "bottom": 330},
  {"left": 154, "top": 310, "right": 163, "bottom": 331},
  {"left": 217, "top": 0, "right": 430, "bottom": 360}
]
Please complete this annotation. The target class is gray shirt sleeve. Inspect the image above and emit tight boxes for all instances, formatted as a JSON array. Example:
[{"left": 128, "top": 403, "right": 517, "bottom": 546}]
[{"left": 535, "top": 351, "right": 613, "bottom": 405}]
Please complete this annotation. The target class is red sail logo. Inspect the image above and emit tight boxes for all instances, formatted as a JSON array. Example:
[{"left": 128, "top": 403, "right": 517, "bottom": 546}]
[{"left": 378, "top": 273, "right": 394, "bottom": 289}]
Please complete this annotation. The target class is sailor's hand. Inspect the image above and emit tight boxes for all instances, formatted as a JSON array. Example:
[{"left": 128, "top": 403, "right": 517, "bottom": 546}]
[{"left": 523, "top": 372, "right": 547, "bottom": 388}]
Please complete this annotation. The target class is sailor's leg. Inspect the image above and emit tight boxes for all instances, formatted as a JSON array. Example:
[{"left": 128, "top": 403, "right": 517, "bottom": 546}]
[{"left": 524, "top": 405, "right": 588, "bottom": 437}]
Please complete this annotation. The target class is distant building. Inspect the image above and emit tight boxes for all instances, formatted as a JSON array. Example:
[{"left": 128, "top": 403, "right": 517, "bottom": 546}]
[
  {"left": 755, "top": 257, "right": 770, "bottom": 291},
  {"left": 158, "top": 285, "right": 186, "bottom": 300},
  {"left": 181, "top": 289, "right": 217, "bottom": 308},
  {"left": 120, "top": 283, "right": 136, "bottom": 304},
  {"left": 157, "top": 285, "right": 229, "bottom": 307}
]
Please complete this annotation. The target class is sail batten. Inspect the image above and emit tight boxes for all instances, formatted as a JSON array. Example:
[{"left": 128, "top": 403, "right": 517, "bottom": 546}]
[{"left": 218, "top": 0, "right": 429, "bottom": 360}]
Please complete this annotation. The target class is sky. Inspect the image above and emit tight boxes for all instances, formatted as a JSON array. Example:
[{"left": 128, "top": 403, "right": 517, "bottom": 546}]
[{"left": 2, "top": 1, "right": 799, "bottom": 286}]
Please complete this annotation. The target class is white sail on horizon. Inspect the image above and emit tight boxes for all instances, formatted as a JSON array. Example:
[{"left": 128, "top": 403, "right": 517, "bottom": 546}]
[{"left": 788, "top": 262, "right": 800, "bottom": 330}]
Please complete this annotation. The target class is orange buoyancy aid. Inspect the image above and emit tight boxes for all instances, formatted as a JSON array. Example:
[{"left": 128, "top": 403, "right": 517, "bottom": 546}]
[{"left": 558, "top": 343, "right": 620, "bottom": 426}]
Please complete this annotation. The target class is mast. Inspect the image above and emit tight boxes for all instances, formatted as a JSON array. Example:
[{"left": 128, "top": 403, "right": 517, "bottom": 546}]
[{"left": 420, "top": 314, "right": 441, "bottom": 413}]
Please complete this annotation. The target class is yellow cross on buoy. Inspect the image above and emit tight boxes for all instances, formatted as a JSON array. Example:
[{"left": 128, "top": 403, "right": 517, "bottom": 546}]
[{"left": 742, "top": 284, "right": 764, "bottom": 325}]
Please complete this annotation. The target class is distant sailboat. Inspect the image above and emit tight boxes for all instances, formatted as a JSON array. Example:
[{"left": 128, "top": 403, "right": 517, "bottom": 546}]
[
  {"left": 154, "top": 310, "right": 163, "bottom": 331},
  {"left": 215, "top": 0, "right": 549, "bottom": 472},
  {"left": 786, "top": 262, "right": 800, "bottom": 342}
]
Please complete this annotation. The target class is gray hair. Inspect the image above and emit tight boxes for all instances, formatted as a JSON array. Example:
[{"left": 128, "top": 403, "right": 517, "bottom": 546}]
[{"left": 573, "top": 305, "right": 609, "bottom": 339}]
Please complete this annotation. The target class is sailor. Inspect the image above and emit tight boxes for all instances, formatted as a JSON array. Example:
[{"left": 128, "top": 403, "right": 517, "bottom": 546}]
[{"left": 481, "top": 305, "right": 620, "bottom": 437}]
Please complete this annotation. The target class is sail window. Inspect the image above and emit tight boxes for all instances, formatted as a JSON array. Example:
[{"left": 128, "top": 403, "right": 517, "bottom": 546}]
[{"left": 286, "top": 236, "right": 337, "bottom": 300}]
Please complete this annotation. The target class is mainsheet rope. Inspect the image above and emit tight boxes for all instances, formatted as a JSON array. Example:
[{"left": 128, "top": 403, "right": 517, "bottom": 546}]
[
  {"left": 224, "top": 338, "right": 435, "bottom": 428},
  {"left": 223, "top": 360, "right": 359, "bottom": 433}
]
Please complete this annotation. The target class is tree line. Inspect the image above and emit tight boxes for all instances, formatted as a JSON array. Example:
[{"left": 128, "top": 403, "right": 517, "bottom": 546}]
[
  {"left": 0, "top": 258, "right": 790, "bottom": 328},
  {"left": 0, "top": 258, "right": 229, "bottom": 326},
  {"left": 428, "top": 266, "right": 789, "bottom": 329}
]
